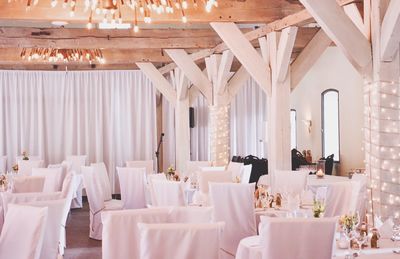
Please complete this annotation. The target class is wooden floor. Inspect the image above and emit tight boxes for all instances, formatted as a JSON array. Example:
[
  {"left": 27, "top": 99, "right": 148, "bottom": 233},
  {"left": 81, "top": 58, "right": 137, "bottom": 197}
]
[{"left": 64, "top": 202, "right": 102, "bottom": 259}]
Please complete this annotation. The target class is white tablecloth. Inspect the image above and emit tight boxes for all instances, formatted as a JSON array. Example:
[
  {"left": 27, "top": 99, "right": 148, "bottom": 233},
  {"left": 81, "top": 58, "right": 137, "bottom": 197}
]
[
  {"left": 307, "top": 175, "right": 349, "bottom": 189},
  {"left": 236, "top": 236, "right": 399, "bottom": 259}
]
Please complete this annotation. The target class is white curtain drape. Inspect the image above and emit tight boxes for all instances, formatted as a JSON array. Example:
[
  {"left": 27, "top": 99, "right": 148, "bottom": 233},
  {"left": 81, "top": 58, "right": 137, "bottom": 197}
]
[
  {"left": 162, "top": 95, "right": 176, "bottom": 172},
  {"left": 0, "top": 70, "right": 157, "bottom": 192},
  {"left": 190, "top": 92, "right": 209, "bottom": 161},
  {"left": 230, "top": 78, "right": 268, "bottom": 158}
]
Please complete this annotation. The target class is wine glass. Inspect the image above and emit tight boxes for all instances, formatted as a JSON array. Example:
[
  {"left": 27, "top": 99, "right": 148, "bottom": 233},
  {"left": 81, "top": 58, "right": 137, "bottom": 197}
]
[
  {"left": 392, "top": 217, "right": 400, "bottom": 253},
  {"left": 343, "top": 228, "right": 354, "bottom": 257},
  {"left": 352, "top": 230, "right": 367, "bottom": 256}
]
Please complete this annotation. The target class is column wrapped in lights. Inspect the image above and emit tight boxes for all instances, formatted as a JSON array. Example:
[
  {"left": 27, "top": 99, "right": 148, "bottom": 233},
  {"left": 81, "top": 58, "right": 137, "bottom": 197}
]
[
  {"left": 209, "top": 105, "right": 230, "bottom": 166},
  {"left": 364, "top": 80, "right": 400, "bottom": 219}
]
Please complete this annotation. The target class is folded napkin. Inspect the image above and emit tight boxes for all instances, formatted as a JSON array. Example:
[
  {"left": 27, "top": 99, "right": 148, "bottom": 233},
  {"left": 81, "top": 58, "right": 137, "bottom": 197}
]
[{"left": 376, "top": 216, "right": 394, "bottom": 238}]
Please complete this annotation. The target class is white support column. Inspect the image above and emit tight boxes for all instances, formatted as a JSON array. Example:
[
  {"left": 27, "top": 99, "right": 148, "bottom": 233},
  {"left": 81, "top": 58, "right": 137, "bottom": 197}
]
[{"left": 364, "top": 0, "right": 400, "bottom": 219}]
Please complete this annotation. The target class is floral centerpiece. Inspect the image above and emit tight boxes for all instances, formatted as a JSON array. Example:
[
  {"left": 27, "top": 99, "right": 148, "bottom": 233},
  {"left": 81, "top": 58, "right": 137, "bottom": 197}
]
[
  {"left": 166, "top": 165, "right": 176, "bottom": 180},
  {"left": 312, "top": 199, "right": 325, "bottom": 218},
  {"left": 12, "top": 164, "right": 18, "bottom": 173},
  {"left": 339, "top": 213, "right": 360, "bottom": 233},
  {"left": 21, "top": 151, "right": 29, "bottom": 160},
  {"left": 0, "top": 174, "right": 7, "bottom": 191}
]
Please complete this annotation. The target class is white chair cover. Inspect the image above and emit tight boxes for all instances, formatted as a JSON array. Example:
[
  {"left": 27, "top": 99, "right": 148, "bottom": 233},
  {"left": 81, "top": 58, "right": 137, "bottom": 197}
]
[
  {"left": 186, "top": 160, "right": 212, "bottom": 176},
  {"left": 138, "top": 222, "right": 224, "bottom": 259},
  {"left": 117, "top": 167, "right": 146, "bottom": 209},
  {"left": 66, "top": 155, "right": 87, "bottom": 209},
  {"left": 0, "top": 156, "right": 7, "bottom": 174},
  {"left": 0, "top": 204, "right": 48, "bottom": 259},
  {"left": 201, "top": 166, "right": 226, "bottom": 172},
  {"left": 167, "top": 206, "right": 213, "bottom": 223},
  {"left": 147, "top": 173, "right": 167, "bottom": 183},
  {"left": 59, "top": 172, "right": 75, "bottom": 255},
  {"left": 12, "top": 175, "right": 45, "bottom": 193},
  {"left": 209, "top": 182, "right": 257, "bottom": 257},
  {"left": 272, "top": 170, "right": 308, "bottom": 195},
  {"left": 227, "top": 162, "right": 244, "bottom": 180},
  {"left": 82, "top": 166, "right": 122, "bottom": 240},
  {"left": 259, "top": 217, "right": 337, "bottom": 259},
  {"left": 32, "top": 167, "right": 64, "bottom": 193},
  {"left": 48, "top": 162, "right": 70, "bottom": 183},
  {"left": 324, "top": 181, "right": 361, "bottom": 217},
  {"left": 91, "top": 162, "right": 112, "bottom": 202},
  {"left": 23, "top": 199, "right": 66, "bottom": 259},
  {"left": 150, "top": 180, "right": 186, "bottom": 206},
  {"left": 18, "top": 160, "right": 44, "bottom": 176},
  {"left": 198, "top": 170, "right": 232, "bottom": 194},
  {"left": 102, "top": 208, "right": 170, "bottom": 259},
  {"left": 126, "top": 160, "right": 154, "bottom": 174},
  {"left": 241, "top": 165, "right": 252, "bottom": 184},
  {"left": 352, "top": 174, "right": 368, "bottom": 217},
  {"left": 257, "top": 174, "right": 270, "bottom": 186}
]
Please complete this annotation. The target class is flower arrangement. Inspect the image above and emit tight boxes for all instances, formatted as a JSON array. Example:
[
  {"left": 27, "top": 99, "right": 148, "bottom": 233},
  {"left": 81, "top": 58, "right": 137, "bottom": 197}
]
[
  {"left": 21, "top": 151, "right": 29, "bottom": 160},
  {"left": 12, "top": 164, "right": 18, "bottom": 173},
  {"left": 339, "top": 213, "right": 360, "bottom": 233},
  {"left": 167, "top": 165, "right": 175, "bottom": 176},
  {"left": 312, "top": 200, "right": 325, "bottom": 218},
  {"left": 0, "top": 174, "right": 7, "bottom": 190}
]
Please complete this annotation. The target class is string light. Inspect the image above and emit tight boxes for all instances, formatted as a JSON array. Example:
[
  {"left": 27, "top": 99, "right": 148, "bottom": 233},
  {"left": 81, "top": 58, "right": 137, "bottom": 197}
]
[
  {"left": 20, "top": 47, "right": 105, "bottom": 64},
  {"left": 209, "top": 105, "right": 230, "bottom": 166}
]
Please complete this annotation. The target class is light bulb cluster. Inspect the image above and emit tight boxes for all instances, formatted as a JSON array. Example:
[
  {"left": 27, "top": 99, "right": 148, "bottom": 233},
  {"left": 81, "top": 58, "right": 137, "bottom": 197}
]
[
  {"left": 16, "top": 0, "right": 218, "bottom": 32},
  {"left": 209, "top": 105, "right": 230, "bottom": 166},
  {"left": 364, "top": 80, "right": 400, "bottom": 219},
  {"left": 20, "top": 47, "right": 105, "bottom": 64}
]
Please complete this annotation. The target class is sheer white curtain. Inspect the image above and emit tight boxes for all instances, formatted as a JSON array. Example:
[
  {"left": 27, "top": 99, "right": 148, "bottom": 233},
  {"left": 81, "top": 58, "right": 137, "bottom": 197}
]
[
  {"left": 0, "top": 70, "right": 157, "bottom": 192},
  {"left": 230, "top": 78, "right": 268, "bottom": 158},
  {"left": 162, "top": 95, "right": 176, "bottom": 172},
  {"left": 190, "top": 92, "right": 209, "bottom": 161}
]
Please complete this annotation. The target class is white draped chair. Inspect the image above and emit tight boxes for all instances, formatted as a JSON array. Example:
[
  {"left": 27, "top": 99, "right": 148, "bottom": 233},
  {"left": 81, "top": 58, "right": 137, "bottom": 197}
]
[
  {"left": 150, "top": 180, "right": 186, "bottom": 207},
  {"left": 147, "top": 173, "right": 167, "bottom": 183},
  {"left": 102, "top": 208, "right": 170, "bottom": 259},
  {"left": 198, "top": 171, "right": 232, "bottom": 194},
  {"left": 201, "top": 166, "right": 226, "bottom": 172},
  {"left": 167, "top": 206, "right": 213, "bottom": 223},
  {"left": 324, "top": 181, "right": 362, "bottom": 217},
  {"left": 352, "top": 174, "right": 368, "bottom": 217},
  {"left": 209, "top": 182, "right": 257, "bottom": 258},
  {"left": 186, "top": 160, "right": 212, "bottom": 177},
  {"left": 138, "top": 222, "right": 225, "bottom": 259},
  {"left": 17, "top": 160, "right": 44, "bottom": 176},
  {"left": 272, "top": 170, "right": 308, "bottom": 196},
  {"left": 91, "top": 162, "right": 113, "bottom": 202},
  {"left": 227, "top": 162, "right": 244, "bottom": 180},
  {"left": 32, "top": 167, "right": 64, "bottom": 193},
  {"left": 12, "top": 175, "right": 45, "bottom": 193},
  {"left": 126, "top": 160, "right": 154, "bottom": 175},
  {"left": 241, "top": 164, "right": 252, "bottom": 184},
  {"left": 23, "top": 199, "right": 66, "bottom": 259},
  {"left": 48, "top": 161, "right": 71, "bottom": 183},
  {"left": 0, "top": 156, "right": 7, "bottom": 174},
  {"left": 82, "top": 166, "right": 123, "bottom": 240},
  {"left": 0, "top": 204, "right": 48, "bottom": 259},
  {"left": 66, "top": 155, "right": 87, "bottom": 208},
  {"left": 260, "top": 217, "right": 336, "bottom": 259},
  {"left": 117, "top": 167, "right": 146, "bottom": 209}
]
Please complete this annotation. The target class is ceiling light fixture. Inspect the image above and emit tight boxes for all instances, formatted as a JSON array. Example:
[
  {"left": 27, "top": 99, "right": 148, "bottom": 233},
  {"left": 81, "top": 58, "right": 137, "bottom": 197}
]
[
  {"left": 20, "top": 47, "right": 106, "bottom": 64},
  {"left": 19, "top": 0, "right": 218, "bottom": 32}
]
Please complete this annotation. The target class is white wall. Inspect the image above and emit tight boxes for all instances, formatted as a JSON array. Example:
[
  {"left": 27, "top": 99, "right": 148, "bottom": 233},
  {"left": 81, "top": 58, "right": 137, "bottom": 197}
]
[{"left": 291, "top": 47, "right": 364, "bottom": 175}]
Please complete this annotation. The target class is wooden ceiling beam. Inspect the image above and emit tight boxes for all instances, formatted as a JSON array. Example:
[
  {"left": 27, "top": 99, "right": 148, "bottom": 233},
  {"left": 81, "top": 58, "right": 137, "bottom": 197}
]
[{"left": 0, "top": 0, "right": 304, "bottom": 24}]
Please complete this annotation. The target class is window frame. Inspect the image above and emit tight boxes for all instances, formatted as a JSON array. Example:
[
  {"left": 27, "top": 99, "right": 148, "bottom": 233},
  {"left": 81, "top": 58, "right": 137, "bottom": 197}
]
[
  {"left": 290, "top": 109, "right": 297, "bottom": 150},
  {"left": 321, "top": 89, "right": 340, "bottom": 162}
]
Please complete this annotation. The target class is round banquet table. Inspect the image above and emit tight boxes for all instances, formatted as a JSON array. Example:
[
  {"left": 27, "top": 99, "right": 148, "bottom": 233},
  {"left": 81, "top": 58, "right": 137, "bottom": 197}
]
[
  {"left": 307, "top": 175, "right": 350, "bottom": 188},
  {"left": 236, "top": 235, "right": 399, "bottom": 259}
]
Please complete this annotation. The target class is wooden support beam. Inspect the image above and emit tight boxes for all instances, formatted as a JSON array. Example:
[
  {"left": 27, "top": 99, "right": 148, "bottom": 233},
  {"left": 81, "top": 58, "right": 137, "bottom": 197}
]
[
  {"left": 136, "top": 62, "right": 177, "bottom": 106},
  {"left": 224, "top": 66, "right": 250, "bottom": 105},
  {"left": 157, "top": 0, "right": 354, "bottom": 75},
  {"left": 165, "top": 49, "right": 213, "bottom": 102},
  {"left": 171, "top": 68, "right": 189, "bottom": 101},
  {"left": 380, "top": 0, "right": 400, "bottom": 61},
  {"left": 210, "top": 22, "right": 272, "bottom": 96},
  {"left": 216, "top": 50, "right": 234, "bottom": 95},
  {"left": 276, "top": 26, "right": 298, "bottom": 83},
  {"left": 291, "top": 29, "right": 332, "bottom": 89},
  {"left": 299, "top": 0, "right": 372, "bottom": 74},
  {"left": 344, "top": 3, "right": 367, "bottom": 37}
]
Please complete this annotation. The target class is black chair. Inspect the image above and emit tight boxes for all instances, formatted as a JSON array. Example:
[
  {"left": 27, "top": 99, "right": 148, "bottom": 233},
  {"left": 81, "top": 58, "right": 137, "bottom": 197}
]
[
  {"left": 325, "top": 154, "right": 334, "bottom": 175},
  {"left": 291, "top": 149, "right": 309, "bottom": 171}
]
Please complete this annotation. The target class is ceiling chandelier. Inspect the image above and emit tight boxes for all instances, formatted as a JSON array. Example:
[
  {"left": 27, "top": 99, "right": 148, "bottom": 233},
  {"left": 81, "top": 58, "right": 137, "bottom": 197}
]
[
  {"left": 21, "top": 0, "right": 218, "bottom": 32},
  {"left": 20, "top": 48, "right": 106, "bottom": 63}
]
